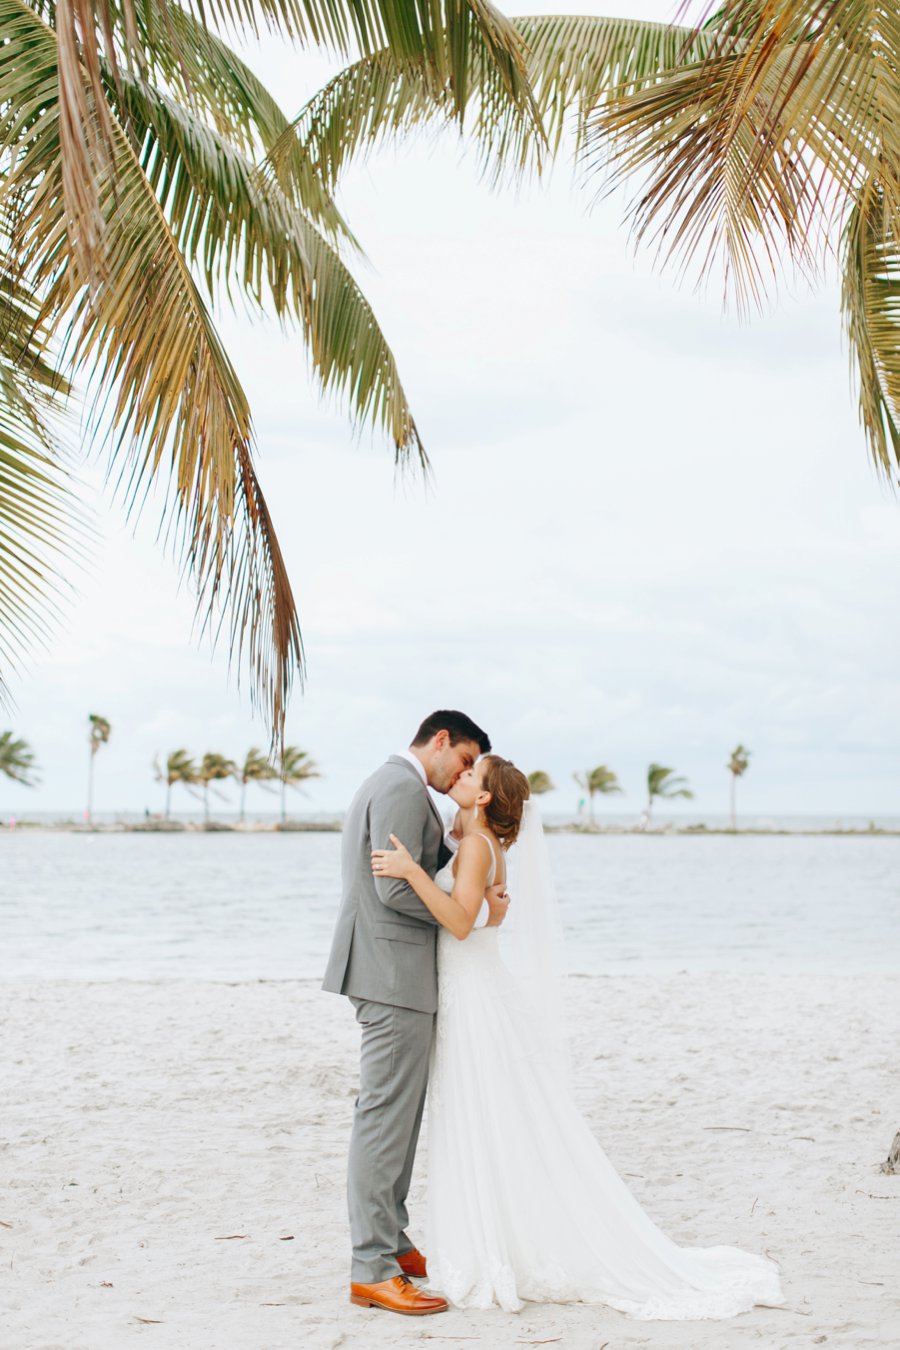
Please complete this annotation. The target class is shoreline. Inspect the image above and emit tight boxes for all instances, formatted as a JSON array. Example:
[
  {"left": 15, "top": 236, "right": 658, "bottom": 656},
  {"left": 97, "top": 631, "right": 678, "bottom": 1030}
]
[{"left": 2, "top": 819, "right": 899, "bottom": 837}]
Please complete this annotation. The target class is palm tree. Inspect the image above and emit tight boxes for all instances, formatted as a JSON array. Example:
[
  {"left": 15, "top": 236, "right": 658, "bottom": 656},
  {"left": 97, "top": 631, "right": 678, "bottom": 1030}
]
[
  {"left": 645, "top": 764, "right": 694, "bottom": 826},
  {"left": 727, "top": 744, "right": 751, "bottom": 832},
  {"left": 279, "top": 746, "right": 321, "bottom": 823},
  {"left": 0, "top": 731, "right": 39, "bottom": 786},
  {"left": 499, "top": 6, "right": 900, "bottom": 477},
  {"left": 86, "top": 714, "right": 111, "bottom": 825},
  {"left": 154, "top": 750, "right": 200, "bottom": 820},
  {"left": 237, "top": 748, "right": 278, "bottom": 824},
  {"left": 407, "top": 5, "right": 900, "bottom": 477},
  {"left": 0, "top": 0, "right": 538, "bottom": 732},
  {"left": 573, "top": 765, "right": 622, "bottom": 826},
  {"left": 198, "top": 753, "right": 237, "bottom": 824},
  {"left": 527, "top": 770, "right": 555, "bottom": 796}
]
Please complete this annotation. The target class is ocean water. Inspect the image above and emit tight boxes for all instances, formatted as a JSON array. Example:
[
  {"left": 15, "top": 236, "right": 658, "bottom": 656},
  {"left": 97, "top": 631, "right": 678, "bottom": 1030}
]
[{"left": 2, "top": 831, "right": 898, "bottom": 980}]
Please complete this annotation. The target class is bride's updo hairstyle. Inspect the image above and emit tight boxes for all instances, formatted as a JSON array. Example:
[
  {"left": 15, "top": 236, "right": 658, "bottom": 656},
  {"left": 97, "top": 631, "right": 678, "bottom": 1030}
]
[{"left": 480, "top": 756, "right": 531, "bottom": 849}]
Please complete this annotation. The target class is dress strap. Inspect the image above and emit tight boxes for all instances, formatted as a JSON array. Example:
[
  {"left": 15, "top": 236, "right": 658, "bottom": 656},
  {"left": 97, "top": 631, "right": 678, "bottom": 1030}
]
[{"left": 473, "top": 831, "right": 497, "bottom": 886}]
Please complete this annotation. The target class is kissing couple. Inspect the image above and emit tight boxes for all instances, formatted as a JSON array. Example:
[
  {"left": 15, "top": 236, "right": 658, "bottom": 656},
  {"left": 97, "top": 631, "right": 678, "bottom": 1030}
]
[{"left": 322, "top": 710, "right": 783, "bottom": 1319}]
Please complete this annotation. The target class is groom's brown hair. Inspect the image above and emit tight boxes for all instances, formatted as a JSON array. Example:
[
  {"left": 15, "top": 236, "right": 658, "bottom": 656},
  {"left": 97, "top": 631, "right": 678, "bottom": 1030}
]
[{"left": 411, "top": 710, "right": 491, "bottom": 755}]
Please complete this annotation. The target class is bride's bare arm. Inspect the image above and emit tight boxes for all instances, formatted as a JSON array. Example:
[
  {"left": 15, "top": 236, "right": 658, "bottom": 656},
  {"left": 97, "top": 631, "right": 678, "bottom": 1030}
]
[{"left": 371, "top": 834, "right": 493, "bottom": 941}]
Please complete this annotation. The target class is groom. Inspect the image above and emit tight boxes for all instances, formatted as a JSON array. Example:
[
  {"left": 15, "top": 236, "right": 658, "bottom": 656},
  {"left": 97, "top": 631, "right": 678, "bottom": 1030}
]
[{"left": 322, "top": 710, "right": 507, "bottom": 1316}]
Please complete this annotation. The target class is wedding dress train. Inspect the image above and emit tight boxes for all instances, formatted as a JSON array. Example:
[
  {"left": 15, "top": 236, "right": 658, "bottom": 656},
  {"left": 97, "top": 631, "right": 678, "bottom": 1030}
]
[{"left": 425, "top": 840, "right": 784, "bottom": 1319}]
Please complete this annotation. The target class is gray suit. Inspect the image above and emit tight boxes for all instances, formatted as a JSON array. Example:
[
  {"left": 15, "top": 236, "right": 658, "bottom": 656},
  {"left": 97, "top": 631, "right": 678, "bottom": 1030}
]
[{"left": 322, "top": 756, "right": 450, "bottom": 1282}]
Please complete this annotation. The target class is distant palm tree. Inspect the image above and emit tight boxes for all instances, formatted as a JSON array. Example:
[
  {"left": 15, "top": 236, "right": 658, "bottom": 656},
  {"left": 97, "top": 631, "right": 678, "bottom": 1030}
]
[
  {"left": 279, "top": 746, "right": 321, "bottom": 823},
  {"left": 727, "top": 744, "right": 751, "bottom": 832},
  {"left": 573, "top": 765, "right": 622, "bottom": 825},
  {"left": 645, "top": 763, "right": 693, "bottom": 826},
  {"left": 198, "top": 753, "right": 237, "bottom": 823},
  {"left": 86, "top": 714, "right": 111, "bottom": 825},
  {"left": 154, "top": 750, "right": 200, "bottom": 820},
  {"left": 0, "top": 731, "right": 39, "bottom": 786},
  {"left": 237, "top": 748, "right": 278, "bottom": 824},
  {"left": 528, "top": 770, "right": 555, "bottom": 796}
]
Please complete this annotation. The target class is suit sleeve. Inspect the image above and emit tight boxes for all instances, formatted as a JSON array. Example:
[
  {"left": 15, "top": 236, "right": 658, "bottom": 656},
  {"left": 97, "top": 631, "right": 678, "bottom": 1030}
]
[{"left": 369, "top": 779, "right": 440, "bottom": 925}]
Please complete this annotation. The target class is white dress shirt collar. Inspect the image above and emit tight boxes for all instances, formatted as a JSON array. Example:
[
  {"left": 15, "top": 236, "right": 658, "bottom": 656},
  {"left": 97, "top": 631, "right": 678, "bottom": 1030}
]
[{"left": 397, "top": 748, "right": 428, "bottom": 786}]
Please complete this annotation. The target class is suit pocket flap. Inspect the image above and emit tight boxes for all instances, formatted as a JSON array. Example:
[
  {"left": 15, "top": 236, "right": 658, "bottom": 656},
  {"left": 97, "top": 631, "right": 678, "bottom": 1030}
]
[{"left": 374, "top": 920, "right": 429, "bottom": 946}]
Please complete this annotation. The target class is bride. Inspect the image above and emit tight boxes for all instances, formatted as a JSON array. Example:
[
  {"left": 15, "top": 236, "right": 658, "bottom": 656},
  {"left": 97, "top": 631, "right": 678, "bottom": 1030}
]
[{"left": 370, "top": 754, "right": 784, "bottom": 1319}]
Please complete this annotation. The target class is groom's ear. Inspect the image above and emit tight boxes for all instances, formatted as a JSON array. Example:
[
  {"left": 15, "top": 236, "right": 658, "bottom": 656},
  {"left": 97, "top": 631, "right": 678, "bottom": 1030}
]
[{"left": 432, "top": 729, "right": 450, "bottom": 751}]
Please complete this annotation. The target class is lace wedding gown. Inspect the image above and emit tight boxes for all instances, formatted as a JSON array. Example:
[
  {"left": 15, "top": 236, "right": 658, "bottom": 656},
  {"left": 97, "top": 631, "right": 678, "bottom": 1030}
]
[{"left": 425, "top": 839, "right": 784, "bottom": 1319}]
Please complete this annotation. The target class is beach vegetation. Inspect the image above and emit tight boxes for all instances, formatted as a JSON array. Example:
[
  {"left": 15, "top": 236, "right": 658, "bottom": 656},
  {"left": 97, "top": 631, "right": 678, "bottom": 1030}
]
[
  {"left": 574, "top": 765, "right": 622, "bottom": 825},
  {"left": 727, "top": 744, "right": 751, "bottom": 831},
  {"left": 278, "top": 745, "right": 321, "bottom": 823},
  {"left": 527, "top": 770, "right": 555, "bottom": 796},
  {"left": 237, "top": 747, "right": 278, "bottom": 823},
  {"left": 86, "top": 714, "right": 111, "bottom": 825},
  {"left": 154, "top": 749, "right": 201, "bottom": 819},
  {"left": 199, "top": 753, "right": 238, "bottom": 823},
  {"left": 0, "top": 730, "right": 39, "bottom": 786},
  {"left": 645, "top": 763, "right": 693, "bottom": 826}
]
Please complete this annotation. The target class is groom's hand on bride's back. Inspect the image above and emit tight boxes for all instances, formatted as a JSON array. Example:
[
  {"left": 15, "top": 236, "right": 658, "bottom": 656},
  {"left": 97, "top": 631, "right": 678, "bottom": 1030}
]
[{"left": 484, "top": 884, "right": 510, "bottom": 928}]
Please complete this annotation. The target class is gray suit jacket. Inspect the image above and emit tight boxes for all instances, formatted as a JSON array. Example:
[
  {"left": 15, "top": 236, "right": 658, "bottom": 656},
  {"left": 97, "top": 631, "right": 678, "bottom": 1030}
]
[{"left": 322, "top": 756, "right": 451, "bottom": 1015}]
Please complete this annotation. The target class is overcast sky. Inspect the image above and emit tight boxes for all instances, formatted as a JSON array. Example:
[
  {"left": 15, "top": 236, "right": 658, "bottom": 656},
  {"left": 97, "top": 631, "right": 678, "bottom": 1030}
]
[{"left": 4, "top": 1, "right": 900, "bottom": 821}]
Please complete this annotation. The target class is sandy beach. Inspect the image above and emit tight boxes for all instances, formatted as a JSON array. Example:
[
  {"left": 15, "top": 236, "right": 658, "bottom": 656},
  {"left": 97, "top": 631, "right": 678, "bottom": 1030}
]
[{"left": 4, "top": 974, "right": 898, "bottom": 1350}]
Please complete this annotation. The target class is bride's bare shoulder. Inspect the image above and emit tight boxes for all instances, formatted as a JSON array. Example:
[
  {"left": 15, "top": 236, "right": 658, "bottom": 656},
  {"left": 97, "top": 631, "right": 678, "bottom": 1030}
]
[{"left": 457, "top": 832, "right": 494, "bottom": 868}]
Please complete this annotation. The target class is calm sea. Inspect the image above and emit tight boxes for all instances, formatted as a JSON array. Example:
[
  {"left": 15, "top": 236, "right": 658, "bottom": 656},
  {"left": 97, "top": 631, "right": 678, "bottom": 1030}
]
[{"left": 2, "top": 831, "right": 898, "bottom": 980}]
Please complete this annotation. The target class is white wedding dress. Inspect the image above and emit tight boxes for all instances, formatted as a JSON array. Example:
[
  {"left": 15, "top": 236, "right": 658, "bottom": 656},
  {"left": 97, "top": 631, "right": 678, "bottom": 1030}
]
[{"left": 425, "top": 834, "right": 784, "bottom": 1319}]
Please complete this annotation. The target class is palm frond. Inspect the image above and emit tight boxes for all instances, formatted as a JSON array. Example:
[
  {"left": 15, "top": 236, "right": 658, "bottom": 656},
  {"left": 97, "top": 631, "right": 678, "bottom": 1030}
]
[
  {"left": 0, "top": 728, "right": 40, "bottom": 783},
  {"left": 843, "top": 183, "right": 900, "bottom": 474},
  {"left": 270, "top": 16, "right": 703, "bottom": 199},
  {"left": 4, "top": 0, "right": 302, "bottom": 732},
  {"left": 684, "top": 2, "right": 900, "bottom": 212},
  {"left": 513, "top": 14, "right": 708, "bottom": 158},
  {"left": 0, "top": 263, "right": 81, "bottom": 701},
  {"left": 116, "top": 72, "right": 425, "bottom": 464},
  {"left": 107, "top": 0, "right": 353, "bottom": 239},
  {"left": 33, "top": 0, "right": 537, "bottom": 284},
  {"left": 588, "top": 43, "right": 825, "bottom": 310},
  {"left": 589, "top": 4, "right": 900, "bottom": 305}
]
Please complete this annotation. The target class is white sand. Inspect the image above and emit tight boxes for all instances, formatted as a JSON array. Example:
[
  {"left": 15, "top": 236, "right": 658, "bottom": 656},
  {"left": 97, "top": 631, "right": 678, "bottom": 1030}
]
[{"left": 3, "top": 974, "right": 898, "bottom": 1350}]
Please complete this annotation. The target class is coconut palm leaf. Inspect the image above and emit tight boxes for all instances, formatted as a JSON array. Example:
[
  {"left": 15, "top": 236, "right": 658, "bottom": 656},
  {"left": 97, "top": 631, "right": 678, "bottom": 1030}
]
[
  {"left": 88, "top": 713, "right": 112, "bottom": 753},
  {"left": 646, "top": 762, "right": 693, "bottom": 801},
  {"left": 272, "top": 15, "right": 706, "bottom": 198},
  {"left": 41, "top": 0, "right": 536, "bottom": 286},
  {"left": 4, "top": 0, "right": 303, "bottom": 731},
  {"left": 727, "top": 743, "right": 751, "bottom": 777},
  {"left": 587, "top": 44, "right": 825, "bottom": 310},
  {"left": 587, "top": 2, "right": 900, "bottom": 463},
  {"left": 0, "top": 729, "right": 39, "bottom": 784},
  {"left": 114, "top": 73, "right": 425, "bottom": 463},
  {"left": 0, "top": 264, "right": 80, "bottom": 697},
  {"left": 842, "top": 183, "right": 900, "bottom": 472},
  {"left": 280, "top": 744, "right": 320, "bottom": 782},
  {"left": 101, "top": 0, "right": 352, "bottom": 239},
  {"left": 513, "top": 14, "right": 710, "bottom": 157},
  {"left": 674, "top": 2, "right": 900, "bottom": 215}
]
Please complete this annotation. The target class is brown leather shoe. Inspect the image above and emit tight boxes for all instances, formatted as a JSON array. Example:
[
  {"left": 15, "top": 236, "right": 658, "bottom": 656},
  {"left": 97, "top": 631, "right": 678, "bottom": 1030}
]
[
  {"left": 396, "top": 1247, "right": 427, "bottom": 1278},
  {"left": 350, "top": 1275, "right": 448, "bottom": 1315}
]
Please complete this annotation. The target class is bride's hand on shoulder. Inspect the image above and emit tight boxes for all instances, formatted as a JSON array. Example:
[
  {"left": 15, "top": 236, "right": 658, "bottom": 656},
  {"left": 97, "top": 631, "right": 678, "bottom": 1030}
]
[{"left": 371, "top": 834, "right": 414, "bottom": 880}]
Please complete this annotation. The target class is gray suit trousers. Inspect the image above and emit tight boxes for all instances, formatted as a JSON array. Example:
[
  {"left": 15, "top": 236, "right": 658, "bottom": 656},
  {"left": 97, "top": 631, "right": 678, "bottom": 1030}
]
[{"left": 348, "top": 997, "right": 434, "bottom": 1283}]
